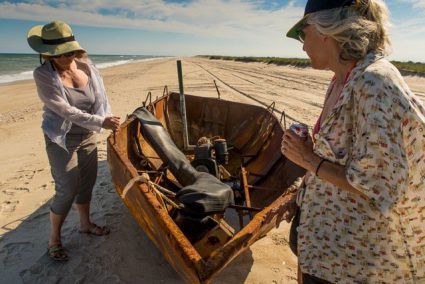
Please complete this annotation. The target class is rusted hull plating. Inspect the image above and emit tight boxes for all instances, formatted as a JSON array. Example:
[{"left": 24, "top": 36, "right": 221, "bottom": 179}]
[{"left": 107, "top": 92, "right": 305, "bottom": 283}]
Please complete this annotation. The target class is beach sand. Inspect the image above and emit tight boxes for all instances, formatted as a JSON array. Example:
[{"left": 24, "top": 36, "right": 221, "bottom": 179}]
[{"left": 1, "top": 57, "right": 424, "bottom": 283}]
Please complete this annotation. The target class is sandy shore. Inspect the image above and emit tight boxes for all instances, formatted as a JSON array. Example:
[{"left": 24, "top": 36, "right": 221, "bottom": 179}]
[{"left": 1, "top": 57, "right": 424, "bottom": 283}]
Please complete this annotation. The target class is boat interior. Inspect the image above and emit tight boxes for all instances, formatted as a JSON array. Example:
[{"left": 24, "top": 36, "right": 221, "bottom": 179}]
[{"left": 112, "top": 92, "right": 304, "bottom": 259}]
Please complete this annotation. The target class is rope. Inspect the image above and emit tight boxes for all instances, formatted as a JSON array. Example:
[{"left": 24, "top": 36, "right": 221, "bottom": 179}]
[{"left": 121, "top": 173, "right": 181, "bottom": 209}]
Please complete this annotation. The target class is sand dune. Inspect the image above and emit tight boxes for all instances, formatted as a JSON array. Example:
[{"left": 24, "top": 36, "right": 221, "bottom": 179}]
[{"left": 1, "top": 57, "right": 424, "bottom": 283}]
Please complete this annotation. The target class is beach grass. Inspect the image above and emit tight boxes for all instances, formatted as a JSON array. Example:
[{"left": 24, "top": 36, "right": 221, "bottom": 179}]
[
  {"left": 391, "top": 61, "right": 425, "bottom": 75},
  {"left": 203, "top": 55, "right": 310, "bottom": 68},
  {"left": 201, "top": 55, "right": 425, "bottom": 76}
]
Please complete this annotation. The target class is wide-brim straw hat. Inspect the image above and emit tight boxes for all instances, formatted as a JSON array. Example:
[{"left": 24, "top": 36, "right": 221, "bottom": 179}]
[{"left": 27, "top": 20, "right": 86, "bottom": 56}]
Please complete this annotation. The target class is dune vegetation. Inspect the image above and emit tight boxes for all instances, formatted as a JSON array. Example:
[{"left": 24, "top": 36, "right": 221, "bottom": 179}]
[{"left": 201, "top": 55, "right": 425, "bottom": 76}]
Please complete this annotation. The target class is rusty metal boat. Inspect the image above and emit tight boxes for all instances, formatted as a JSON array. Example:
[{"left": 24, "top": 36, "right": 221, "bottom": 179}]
[{"left": 107, "top": 62, "right": 305, "bottom": 283}]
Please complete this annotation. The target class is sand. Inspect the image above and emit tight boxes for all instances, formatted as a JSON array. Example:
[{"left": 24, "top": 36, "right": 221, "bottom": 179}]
[{"left": 0, "top": 57, "right": 424, "bottom": 283}]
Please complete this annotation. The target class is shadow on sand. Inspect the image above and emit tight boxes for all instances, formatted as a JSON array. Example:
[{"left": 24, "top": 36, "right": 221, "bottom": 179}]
[{"left": 0, "top": 160, "right": 253, "bottom": 283}]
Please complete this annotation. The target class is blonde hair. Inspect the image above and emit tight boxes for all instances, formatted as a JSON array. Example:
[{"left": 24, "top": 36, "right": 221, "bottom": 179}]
[{"left": 306, "top": 0, "right": 391, "bottom": 62}]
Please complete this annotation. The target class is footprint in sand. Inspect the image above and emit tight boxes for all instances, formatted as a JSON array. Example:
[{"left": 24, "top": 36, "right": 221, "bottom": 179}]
[
  {"left": 14, "top": 187, "right": 30, "bottom": 192},
  {"left": 2, "top": 190, "right": 15, "bottom": 196},
  {"left": 270, "top": 233, "right": 289, "bottom": 246},
  {"left": 20, "top": 259, "right": 68, "bottom": 283},
  {"left": 27, "top": 262, "right": 43, "bottom": 274},
  {"left": 0, "top": 200, "right": 19, "bottom": 214},
  {"left": 286, "top": 275, "right": 298, "bottom": 282},
  {"left": 15, "top": 168, "right": 45, "bottom": 183},
  {"left": 17, "top": 170, "right": 34, "bottom": 180},
  {"left": 73, "top": 255, "right": 121, "bottom": 284},
  {"left": 39, "top": 184, "right": 48, "bottom": 190},
  {"left": 0, "top": 241, "right": 33, "bottom": 266}
]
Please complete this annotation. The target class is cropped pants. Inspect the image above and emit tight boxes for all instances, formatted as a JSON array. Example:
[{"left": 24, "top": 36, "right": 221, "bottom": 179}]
[{"left": 44, "top": 133, "right": 98, "bottom": 215}]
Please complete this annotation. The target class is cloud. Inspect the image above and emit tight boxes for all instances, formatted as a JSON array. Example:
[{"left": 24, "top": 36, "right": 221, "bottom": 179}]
[
  {"left": 408, "top": 0, "right": 425, "bottom": 8},
  {"left": 395, "top": 0, "right": 425, "bottom": 10},
  {"left": 0, "top": 0, "right": 303, "bottom": 40},
  {"left": 392, "top": 18, "right": 425, "bottom": 36},
  {"left": 3, "top": 0, "right": 424, "bottom": 60}
]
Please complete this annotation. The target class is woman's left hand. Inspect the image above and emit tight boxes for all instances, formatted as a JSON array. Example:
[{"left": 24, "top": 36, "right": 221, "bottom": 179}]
[{"left": 281, "top": 129, "right": 318, "bottom": 172}]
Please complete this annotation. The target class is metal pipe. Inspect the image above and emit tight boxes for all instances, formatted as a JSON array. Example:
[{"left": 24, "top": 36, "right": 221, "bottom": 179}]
[
  {"left": 177, "top": 60, "right": 192, "bottom": 150},
  {"left": 241, "top": 166, "right": 253, "bottom": 219}
]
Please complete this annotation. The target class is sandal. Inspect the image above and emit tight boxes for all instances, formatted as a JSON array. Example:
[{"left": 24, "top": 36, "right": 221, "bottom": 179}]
[
  {"left": 79, "top": 223, "right": 110, "bottom": 236},
  {"left": 48, "top": 244, "right": 68, "bottom": 261}
]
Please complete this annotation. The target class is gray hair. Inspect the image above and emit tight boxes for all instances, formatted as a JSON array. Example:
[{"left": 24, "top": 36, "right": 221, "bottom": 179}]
[{"left": 306, "top": 0, "right": 391, "bottom": 62}]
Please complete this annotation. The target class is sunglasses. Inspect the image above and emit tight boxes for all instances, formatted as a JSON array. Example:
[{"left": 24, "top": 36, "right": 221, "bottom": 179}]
[
  {"left": 51, "top": 51, "right": 76, "bottom": 59},
  {"left": 297, "top": 22, "right": 311, "bottom": 43},
  {"left": 298, "top": 30, "right": 306, "bottom": 43}
]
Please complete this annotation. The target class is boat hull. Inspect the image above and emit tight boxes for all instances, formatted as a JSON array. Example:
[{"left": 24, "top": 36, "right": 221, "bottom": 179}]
[{"left": 107, "top": 92, "right": 305, "bottom": 283}]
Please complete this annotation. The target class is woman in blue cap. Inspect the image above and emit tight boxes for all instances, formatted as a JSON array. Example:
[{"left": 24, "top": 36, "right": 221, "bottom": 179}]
[
  {"left": 282, "top": 0, "right": 425, "bottom": 283},
  {"left": 27, "top": 20, "right": 120, "bottom": 261}
]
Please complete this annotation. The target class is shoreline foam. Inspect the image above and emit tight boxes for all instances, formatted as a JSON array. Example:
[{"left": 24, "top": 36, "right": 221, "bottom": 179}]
[{"left": 0, "top": 56, "right": 167, "bottom": 85}]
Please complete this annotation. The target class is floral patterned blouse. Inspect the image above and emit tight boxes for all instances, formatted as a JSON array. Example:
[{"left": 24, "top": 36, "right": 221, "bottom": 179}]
[{"left": 298, "top": 52, "right": 425, "bottom": 283}]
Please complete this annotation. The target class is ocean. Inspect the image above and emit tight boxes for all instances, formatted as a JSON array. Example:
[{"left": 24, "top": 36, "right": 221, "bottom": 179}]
[{"left": 0, "top": 53, "right": 165, "bottom": 84}]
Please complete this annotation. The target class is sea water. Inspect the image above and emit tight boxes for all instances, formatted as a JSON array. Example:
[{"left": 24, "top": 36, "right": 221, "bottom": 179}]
[{"left": 0, "top": 53, "right": 164, "bottom": 84}]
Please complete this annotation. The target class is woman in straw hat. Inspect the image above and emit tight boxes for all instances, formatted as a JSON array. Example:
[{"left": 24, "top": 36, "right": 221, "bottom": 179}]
[
  {"left": 281, "top": 0, "right": 425, "bottom": 283},
  {"left": 27, "top": 20, "right": 120, "bottom": 261}
]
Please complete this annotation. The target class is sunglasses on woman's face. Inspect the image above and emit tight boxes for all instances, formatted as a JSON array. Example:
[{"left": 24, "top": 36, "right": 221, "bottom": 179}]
[
  {"left": 298, "top": 30, "right": 306, "bottom": 43},
  {"left": 297, "top": 23, "right": 311, "bottom": 43},
  {"left": 51, "top": 51, "right": 76, "bottom": 59}
]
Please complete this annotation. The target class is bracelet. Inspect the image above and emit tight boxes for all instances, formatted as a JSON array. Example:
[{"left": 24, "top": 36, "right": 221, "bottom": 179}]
[{"left": 315, "top": 159, "right": 327, "bottom": 176}]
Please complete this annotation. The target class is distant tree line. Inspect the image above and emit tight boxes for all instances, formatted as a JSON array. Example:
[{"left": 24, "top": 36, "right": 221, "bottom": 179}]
[{"left": 199, "top": 55, "right": 425, "bottom": 76}]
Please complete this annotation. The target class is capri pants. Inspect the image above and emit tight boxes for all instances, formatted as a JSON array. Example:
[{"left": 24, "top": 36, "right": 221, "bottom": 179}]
[{"left": 44, "top": 133, "right": 98, "bottom": 215}]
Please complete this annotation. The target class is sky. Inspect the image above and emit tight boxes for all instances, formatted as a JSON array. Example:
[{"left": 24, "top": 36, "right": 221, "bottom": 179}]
[{"left": 0, "top": 0, "right": 424, "bottom": 62}]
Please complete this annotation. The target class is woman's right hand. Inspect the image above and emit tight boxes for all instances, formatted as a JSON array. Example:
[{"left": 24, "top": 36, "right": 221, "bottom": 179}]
[{"left": 102, "top": 116, "right": 120, "bottom": 130}]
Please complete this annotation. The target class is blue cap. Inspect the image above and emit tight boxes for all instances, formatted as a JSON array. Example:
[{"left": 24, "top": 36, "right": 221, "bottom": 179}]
[{"left": 286, "top": 0, "right": 356, "bottom": 41}]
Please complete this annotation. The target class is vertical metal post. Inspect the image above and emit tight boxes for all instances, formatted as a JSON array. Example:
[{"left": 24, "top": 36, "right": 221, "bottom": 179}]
[
  {"left": 177, "top": 60, "right": 190, "bottom": 150},
  {"left": 241, "top": 167, "right": 253, "bottom": 220}
]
